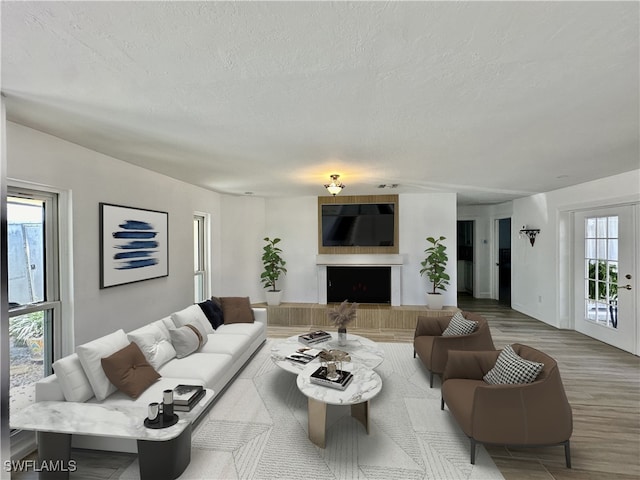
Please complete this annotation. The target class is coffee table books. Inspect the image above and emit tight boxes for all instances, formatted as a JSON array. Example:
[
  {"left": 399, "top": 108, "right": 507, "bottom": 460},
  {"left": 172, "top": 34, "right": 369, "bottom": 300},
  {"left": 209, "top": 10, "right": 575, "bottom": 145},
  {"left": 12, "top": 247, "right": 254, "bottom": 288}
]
[
  {"left": 285, "top": 348, "right": 322, "bottom": 365},
  {"left": 299, "top": 330, "right": 332, "bottom": 346},
  {"left": 173, "top": 384, "right": 204, "bottom": 406},
  {"left": 173, "top": 388, "right": 206, "bottom": 412},
  {"left": 309, "top": 366, "right": 354, "bottom": 390}
]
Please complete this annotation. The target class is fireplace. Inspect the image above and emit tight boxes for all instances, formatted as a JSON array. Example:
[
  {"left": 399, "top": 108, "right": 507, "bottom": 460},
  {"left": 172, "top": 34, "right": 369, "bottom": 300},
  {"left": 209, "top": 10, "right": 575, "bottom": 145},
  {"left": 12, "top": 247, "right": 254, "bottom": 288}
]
[
  {"left": 327, "top": 266, "right": 391, "bottom": 304},
  {"left": 316, "top": 254, "right": 403, "bottom": 306}
]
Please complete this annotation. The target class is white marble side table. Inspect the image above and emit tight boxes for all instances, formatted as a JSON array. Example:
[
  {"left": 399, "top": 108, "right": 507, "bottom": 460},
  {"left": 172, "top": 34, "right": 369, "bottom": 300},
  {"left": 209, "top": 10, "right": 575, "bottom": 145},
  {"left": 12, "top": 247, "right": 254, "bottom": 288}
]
[
  {"left": 296, "top": 362, "right": 382, "bottom": 448},
  {"left": 271, "top": 332, "right": 385, "bottom": 374},
  {"left": 10, "top": 389, "right": 214, "bottom": 480}
]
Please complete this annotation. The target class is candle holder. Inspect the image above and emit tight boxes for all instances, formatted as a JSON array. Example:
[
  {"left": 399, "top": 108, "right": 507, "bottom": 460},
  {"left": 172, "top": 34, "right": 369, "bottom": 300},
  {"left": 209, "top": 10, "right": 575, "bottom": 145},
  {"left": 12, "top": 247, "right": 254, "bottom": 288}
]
[
  {"left": 147, "top": 402, "right": 160, "bottom": 423},
  {"left": 163, "top": 389, "right": 174, "bottom": 419}
]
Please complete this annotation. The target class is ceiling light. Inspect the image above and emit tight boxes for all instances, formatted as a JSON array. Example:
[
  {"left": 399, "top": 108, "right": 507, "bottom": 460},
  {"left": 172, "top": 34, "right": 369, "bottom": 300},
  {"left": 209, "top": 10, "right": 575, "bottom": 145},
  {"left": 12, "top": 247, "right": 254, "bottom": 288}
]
[{"left": 324, "top": 174, "right": 345, "bottom": 196}]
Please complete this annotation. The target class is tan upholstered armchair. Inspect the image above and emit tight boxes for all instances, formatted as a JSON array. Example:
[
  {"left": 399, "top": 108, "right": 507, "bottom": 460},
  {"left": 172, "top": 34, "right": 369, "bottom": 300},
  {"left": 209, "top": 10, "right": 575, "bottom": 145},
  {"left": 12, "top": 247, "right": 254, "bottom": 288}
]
[
  {"left": 413, "top": 311, "right": 495, "bottom": 387},
  {"left": 441, "top": 344, "right": 573, "bottom": 467}
]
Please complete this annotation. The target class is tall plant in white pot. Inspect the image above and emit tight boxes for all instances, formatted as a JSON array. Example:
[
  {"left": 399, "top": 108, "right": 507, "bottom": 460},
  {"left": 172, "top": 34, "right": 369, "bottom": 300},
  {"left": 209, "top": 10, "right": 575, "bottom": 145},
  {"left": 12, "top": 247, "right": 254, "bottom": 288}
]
[
  {"left": 260, "top": 237, "right": 287, "bottom": 306},
  {"left": 419, "top": 236, "right": 450, "bottom": 310}
]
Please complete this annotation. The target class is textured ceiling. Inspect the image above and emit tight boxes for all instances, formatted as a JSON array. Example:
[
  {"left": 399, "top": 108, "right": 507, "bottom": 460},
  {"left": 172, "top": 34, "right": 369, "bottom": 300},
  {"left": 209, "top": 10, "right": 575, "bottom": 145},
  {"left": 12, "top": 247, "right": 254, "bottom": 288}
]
[{"left": 1, "top": 1, "right": 638, "bottom": 204}]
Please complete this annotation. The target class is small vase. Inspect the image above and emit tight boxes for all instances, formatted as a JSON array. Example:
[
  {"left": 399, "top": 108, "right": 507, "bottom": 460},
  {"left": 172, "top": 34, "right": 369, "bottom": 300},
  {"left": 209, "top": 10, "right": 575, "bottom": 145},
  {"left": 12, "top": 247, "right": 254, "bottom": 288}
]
[
  {"left": 338, "top": 327, "right": 347, "bottom": 346},
  {"left": 325, "top": 361, "right": 340, "bottom": 381}
]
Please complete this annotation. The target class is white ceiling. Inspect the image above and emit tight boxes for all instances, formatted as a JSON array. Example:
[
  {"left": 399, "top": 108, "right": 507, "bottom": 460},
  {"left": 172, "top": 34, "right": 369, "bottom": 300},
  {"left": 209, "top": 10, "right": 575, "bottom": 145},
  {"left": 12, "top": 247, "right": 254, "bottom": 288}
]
[{"left": 2, "top": 1, "right": 638, "bottom": 204}]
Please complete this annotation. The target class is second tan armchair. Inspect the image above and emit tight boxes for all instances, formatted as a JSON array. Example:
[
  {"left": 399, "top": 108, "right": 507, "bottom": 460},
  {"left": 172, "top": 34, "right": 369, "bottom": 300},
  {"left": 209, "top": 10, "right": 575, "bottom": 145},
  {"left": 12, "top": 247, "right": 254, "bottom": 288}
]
[{"left": 413, "top": 311, "right": 495, "bottom": 387}]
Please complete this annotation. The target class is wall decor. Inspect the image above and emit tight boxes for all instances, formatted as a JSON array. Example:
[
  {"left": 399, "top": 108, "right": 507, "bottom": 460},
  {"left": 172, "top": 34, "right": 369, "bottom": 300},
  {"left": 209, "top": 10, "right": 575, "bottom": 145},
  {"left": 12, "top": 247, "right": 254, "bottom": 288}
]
[{"left": 100, "top": 203, "right": 169, "bottom": 288}]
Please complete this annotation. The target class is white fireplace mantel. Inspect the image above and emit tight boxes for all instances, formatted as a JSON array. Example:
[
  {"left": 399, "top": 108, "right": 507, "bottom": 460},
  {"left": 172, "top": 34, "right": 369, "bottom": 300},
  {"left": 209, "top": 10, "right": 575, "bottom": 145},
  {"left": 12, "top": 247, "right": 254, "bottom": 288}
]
[
  {"left": 316, "top": 254, "right": 405, "bottom": 306},
  {"left": 315, "top": 254, "right": 404, "bottom": 266}
]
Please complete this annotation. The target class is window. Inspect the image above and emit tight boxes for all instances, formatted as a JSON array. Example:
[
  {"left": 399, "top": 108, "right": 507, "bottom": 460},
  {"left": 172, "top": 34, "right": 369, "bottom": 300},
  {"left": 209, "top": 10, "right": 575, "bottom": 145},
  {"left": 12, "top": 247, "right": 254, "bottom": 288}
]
[
  {"left": 583, "top": 215, "right": 618, "bottom": 328},
  {"left": 8, "top": 188, "right": 60, "bottom": 435},
  {"left": 194, "top": 214, "right": 207, "bottom": 302}
]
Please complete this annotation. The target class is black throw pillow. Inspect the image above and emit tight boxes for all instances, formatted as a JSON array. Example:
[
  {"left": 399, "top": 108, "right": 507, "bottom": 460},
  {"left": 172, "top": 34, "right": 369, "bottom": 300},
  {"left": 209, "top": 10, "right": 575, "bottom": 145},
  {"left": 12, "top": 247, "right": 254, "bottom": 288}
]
[{"left": 198, "top": 299, "right": 224, "bottom": 330}]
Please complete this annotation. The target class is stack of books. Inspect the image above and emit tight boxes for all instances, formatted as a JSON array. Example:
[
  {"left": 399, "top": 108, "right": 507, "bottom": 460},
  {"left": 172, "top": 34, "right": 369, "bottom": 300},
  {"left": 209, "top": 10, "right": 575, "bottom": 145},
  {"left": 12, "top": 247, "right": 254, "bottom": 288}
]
[
  {"left": 298, "top": 330, "right": 331, "bottom": 346},
  {"left": 309, "top": 366, "right": 353, "bottom": 390},
  {"left": 173, "top": 384, "right": 206, "bottom": 412},
  {"left": 285, "top": 348, "right": 321, "bottom": 365}
]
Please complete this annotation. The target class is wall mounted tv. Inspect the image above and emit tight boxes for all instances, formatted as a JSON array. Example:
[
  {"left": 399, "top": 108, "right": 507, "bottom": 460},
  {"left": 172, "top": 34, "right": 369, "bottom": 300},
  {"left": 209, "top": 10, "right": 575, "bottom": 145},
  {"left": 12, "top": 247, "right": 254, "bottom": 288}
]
[
  {"left": 321, "top": 203, "right": 395, "bottom": 247},
  {"left": 318, "top": 194, "right": 399, "bottom": 254}
]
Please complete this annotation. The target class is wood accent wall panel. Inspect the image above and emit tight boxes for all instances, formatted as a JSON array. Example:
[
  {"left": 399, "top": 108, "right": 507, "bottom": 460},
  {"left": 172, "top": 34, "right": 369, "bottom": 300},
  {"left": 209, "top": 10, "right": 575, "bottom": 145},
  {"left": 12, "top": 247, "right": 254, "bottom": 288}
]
[
  {"left": 257, "top": 303, "right": 457, "bottom": 330},
  {"left": 318, "top": 194, "right": 399, "bottom": 254}
]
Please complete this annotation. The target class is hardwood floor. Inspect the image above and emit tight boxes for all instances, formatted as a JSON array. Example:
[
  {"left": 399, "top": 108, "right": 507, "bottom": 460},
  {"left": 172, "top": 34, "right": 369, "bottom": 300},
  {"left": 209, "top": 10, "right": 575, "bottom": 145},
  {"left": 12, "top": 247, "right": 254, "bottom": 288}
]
[{"left": 13, "top": 298, "right": 640, "bottom": 479}]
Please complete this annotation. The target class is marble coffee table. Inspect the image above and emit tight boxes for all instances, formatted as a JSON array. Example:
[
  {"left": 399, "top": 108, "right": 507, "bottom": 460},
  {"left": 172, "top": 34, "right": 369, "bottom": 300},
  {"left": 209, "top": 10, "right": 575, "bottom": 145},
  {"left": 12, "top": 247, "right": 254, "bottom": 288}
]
[
  {"left": 271, "top": 332, "right": 384, "bottom": 374},
  {"left": 10, "top": 389, "right": 215, "bottom": 480},
  {"left": 296, "top": 362, "right": 382, "bottom": 448}
]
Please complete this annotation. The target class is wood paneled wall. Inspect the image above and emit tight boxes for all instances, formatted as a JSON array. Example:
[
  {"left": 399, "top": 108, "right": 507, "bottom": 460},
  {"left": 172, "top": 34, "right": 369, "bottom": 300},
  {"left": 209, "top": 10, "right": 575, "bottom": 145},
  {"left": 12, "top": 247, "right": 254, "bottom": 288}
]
[
  {"left": 317, "top": 194, "right": 399, "bottom": 254},
  {"left": 255, "top": 302, "right": 457, "bottom": 330}
]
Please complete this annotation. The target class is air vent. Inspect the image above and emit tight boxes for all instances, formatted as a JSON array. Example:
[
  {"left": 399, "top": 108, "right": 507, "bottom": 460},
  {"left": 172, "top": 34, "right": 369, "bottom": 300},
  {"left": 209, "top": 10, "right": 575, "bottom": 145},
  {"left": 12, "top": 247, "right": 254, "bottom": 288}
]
[{"left": 377, "top": 184, "right": 399, "bottom": 189}]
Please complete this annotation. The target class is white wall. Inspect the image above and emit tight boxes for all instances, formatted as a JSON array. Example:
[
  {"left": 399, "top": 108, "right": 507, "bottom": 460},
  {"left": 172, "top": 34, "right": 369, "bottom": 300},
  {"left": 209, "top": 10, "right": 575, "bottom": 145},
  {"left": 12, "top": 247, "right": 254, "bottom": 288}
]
[
  {"left": 400, "top": 193, "right": 458, "bottom": 306},
  {"left": 264, "top": 196, "right": 318, "bottom": 302},
  {"left": 457, "top": 172, "right": 639, "bottom": 328},
  {"left": 12, "top": 119, "right": 635, "bottom": 340},
  {"left": 7, "top": 122, "right": 223, "bottom": 346},
  {"left": 512, "top": 170, "right": 640, "bottom": 328},
  {"left": 218, "top": 195, "right": 266, "bottom": 301},
  {"left": 260, "top": 193, "right": 458, "bottom": 306},
  {"left": 6, "top": 122, "right": 461, "bottom": 354}
]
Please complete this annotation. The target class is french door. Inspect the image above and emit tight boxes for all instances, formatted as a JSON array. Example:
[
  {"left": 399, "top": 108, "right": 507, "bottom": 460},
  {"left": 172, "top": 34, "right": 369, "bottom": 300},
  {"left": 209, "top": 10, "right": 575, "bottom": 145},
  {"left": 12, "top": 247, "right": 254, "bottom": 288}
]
[{"left": 574, "top": 205, "right": 638, "bottom": 354}]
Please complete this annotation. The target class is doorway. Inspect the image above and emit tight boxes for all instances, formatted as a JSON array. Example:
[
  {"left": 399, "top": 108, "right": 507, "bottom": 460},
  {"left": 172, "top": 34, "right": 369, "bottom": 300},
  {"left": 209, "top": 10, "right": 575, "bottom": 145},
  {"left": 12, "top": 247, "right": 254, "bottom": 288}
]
[
  {"left": 497, "top": 218, "right": 512, "bottom": 306},
  {"left": 457, "top": 221, "right": 474, "bottom": 296},
  {"left": 574, "top": 205, "right": 637, "bottom": 354}
]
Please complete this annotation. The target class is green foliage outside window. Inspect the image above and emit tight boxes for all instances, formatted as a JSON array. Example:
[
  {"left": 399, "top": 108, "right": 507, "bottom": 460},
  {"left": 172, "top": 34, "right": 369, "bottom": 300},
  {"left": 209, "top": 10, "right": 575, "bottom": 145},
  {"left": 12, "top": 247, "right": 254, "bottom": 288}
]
[
  {"left": 588, "top": 260, "right": 617, "bottom": 303},
  {"left": 8, "top": 311, "right": 44, "bottom": 346}
]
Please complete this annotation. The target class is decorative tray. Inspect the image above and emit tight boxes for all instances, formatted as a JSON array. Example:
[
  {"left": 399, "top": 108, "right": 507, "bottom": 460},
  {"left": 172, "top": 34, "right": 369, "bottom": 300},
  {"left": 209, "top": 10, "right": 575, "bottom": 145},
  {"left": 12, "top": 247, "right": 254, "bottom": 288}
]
[{"left": 144, "top": 413, "right": 179, "bottom": 429}]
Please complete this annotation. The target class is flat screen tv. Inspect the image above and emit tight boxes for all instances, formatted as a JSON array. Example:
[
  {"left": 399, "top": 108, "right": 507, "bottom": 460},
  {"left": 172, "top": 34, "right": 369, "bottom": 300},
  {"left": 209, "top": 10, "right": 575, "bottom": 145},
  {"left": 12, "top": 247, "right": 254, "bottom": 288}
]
[{"left": 321, "top": 203, "right": 395, "bottom": 247}]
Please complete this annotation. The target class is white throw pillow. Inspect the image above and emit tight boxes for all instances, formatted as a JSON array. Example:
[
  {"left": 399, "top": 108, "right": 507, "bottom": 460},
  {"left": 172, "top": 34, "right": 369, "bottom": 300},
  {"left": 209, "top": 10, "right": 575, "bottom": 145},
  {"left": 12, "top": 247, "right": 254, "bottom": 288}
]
[
  {"left": 171, "top": 305, "right": 214, "bottom": 335},
  {"left": 169, "top": 325, "right": 204, "bottom": 358},
  {"left": 52, "top": 353, "right": 94, "bottom": 402},
  {"left": 76, "top": 329, "right": 129, "bottom": 401},
  {"left": 127, "top": 324, "right": 176, "bottom": 370},
  {"left": 153, "top": 318, "right": 173, "bottom": 339}
]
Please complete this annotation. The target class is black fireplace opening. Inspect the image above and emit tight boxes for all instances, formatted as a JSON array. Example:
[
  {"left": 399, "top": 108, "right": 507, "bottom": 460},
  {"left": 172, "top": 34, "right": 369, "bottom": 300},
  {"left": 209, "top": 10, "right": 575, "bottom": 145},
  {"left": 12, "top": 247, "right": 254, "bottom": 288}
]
[{"left": 327, "top": 266, "right": 391, "bottom": 304}]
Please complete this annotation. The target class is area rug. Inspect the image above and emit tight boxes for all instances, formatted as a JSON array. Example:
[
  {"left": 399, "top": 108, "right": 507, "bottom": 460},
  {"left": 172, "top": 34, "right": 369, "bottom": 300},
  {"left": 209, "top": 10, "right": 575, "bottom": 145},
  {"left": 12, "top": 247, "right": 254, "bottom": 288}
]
[{"left": 119, "top": 340, "right": 504, "bottom": 480}]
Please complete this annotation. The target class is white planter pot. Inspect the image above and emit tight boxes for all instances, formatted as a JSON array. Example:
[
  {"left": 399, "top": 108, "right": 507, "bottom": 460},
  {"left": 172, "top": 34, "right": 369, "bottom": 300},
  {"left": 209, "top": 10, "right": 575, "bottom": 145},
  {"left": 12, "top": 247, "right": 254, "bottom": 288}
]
[
  {"left": 266, "top": 290, "right": 283, "bottom": 306},
  {"left": 426, "top": 293, "right": 444, "bottom": 310}
]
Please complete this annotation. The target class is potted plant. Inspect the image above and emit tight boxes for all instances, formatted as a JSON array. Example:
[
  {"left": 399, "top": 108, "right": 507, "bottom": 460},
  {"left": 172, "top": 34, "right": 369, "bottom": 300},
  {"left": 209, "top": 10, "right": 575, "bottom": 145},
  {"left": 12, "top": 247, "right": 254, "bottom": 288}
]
[
  {"left": 327, "top": 300, "right": 358, "bottom": 346},
  {"left": 9, "top": 311, "right": 44, "bottom": 361},
  {"left": 260, "top": 237, "right": 287, "bottom": 306},
  {"left": 419, "top": 236, "right": 450, "bottom": 310}
]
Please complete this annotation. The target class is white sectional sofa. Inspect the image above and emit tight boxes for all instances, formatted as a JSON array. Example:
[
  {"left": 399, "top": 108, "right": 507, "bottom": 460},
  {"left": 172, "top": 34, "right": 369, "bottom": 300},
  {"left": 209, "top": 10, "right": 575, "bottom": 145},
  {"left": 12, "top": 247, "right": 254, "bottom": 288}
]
[{"left": 35, "top": 302, "right": 267, "bottom": 453}]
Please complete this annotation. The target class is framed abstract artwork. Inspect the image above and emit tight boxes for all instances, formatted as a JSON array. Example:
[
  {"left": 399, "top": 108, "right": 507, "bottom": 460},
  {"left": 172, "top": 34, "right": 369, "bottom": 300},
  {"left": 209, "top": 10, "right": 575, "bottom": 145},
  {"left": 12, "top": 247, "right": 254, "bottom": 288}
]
[{"left": 99, "top": 203, "right": 169, "bottom": 288}]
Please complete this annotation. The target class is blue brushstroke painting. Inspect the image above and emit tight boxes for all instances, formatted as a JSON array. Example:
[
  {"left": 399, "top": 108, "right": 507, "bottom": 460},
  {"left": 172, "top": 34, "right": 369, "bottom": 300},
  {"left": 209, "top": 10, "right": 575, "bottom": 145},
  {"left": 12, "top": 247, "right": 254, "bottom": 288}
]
[
  {"left": 115, "top": 258, "right": 159, "bottom": 270},
  {"left": 112, "top": 218, "right": 159, "bottom": 272},
  {"left": 113, "top": 231, "right": 157, "bottom": 239},
  {"left": 114, "top": 251, "right": 155, "bottom": 260},
  {"left": 114, "top": 240, "right": 159, "bottom": 249},
  {"left": 119, "top": 220, "right": 154, "bottom": 230}
]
